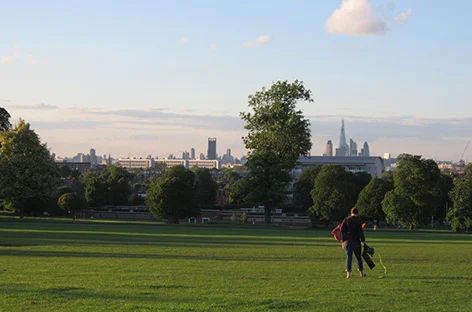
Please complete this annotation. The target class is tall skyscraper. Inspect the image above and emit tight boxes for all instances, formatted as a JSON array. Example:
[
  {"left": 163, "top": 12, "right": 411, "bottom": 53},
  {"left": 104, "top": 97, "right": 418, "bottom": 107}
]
[
  {"left": 360, "top": 142, "right": 370, "bottom": 156},
  {"left": 190, "top": 148, "right": 195, "bottom": 160},
  {"left": 324, "top": 140, "right": 333, "bottom": 156},
  {"left": 90, "top": 148, "right": 97, "bottom": 165},
  {"left": 207, "top": 138, "right": 217, "bottom": 160},
  {"left": 349, "top": 139, "right": 358, "bottom": 156},
  {"left": 336, "top": 119, "right": 348, "bottom": 156}
]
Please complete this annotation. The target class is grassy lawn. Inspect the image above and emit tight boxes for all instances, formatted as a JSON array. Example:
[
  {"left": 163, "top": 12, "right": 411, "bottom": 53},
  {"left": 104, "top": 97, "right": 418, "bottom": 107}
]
[{"left": 0, "top": 219, "right": 471, "bottom": 311}]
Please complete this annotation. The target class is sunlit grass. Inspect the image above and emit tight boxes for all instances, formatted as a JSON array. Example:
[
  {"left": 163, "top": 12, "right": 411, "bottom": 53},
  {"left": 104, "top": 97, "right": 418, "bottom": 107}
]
[{"left": 0, "top": 220, "right": 471, "bottom": 311}]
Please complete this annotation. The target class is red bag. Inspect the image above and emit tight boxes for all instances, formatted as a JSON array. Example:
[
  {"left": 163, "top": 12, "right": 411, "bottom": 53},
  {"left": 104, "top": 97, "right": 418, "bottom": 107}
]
[{"left": 331, "top": 223, "right": 343, "bottom": 242}]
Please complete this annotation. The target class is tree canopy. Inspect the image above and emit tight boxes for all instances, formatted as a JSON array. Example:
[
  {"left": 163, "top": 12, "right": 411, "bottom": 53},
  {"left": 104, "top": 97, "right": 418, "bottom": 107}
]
[
  {"left": 0, "top": 119, "right": 60, "bottom": 216},
  {"left": 0, "top": 107, "right": 11, "bottom": 132},
  {"left": 382, "top": 154, "right": 441, "bottom": 229},
  {"left": 146, "top": 166, "right": 198, "bottom": 224},
  {"left": 355, "top": 177, "right": 392, "bottom": 222},
  {"left": 293, "top": 166, "right": 321, "bottom": 211},
  {"left": 57, "top": 193, "right": 86, "bottom": 220},
  {"left": 309, "top": 165, "right": 355, "bottom": 225},
  {"left": 240, "top": 80, "right": 313, "bottom": 223},
  {"left": 447, "top": 169, "right": 472, "bottom": 232},
  {"left": 194, "top": 168, "right": 218, "bottom": 206}
]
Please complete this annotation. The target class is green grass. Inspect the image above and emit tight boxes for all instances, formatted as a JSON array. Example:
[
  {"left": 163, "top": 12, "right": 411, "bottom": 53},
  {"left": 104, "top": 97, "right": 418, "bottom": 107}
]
[{"left": 0, "top": 219, "right": 471, "bottom": 311}]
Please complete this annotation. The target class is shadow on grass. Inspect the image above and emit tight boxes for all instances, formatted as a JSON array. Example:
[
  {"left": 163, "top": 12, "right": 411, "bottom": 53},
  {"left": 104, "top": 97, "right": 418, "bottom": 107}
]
[
  {"left": 0, "top": 283, "right": 198, "bottom": 305},
  {"left": 0, "top": 248, "right": 339, "bottom": 262},
  {"left": 0, "top": 230, "right": 336, "bottom": 248}
]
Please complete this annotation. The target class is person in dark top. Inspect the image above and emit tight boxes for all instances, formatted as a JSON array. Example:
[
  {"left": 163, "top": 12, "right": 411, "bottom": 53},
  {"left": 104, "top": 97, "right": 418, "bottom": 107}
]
[{"left": 341, "top": 207, "right": 366, "bottom": 278}]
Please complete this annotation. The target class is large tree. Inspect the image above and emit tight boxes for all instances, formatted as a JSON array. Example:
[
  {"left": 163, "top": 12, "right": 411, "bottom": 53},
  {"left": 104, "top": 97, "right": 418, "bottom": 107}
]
[
  {"left": 0, "top": 119, "right": 60, "bottom": 217},
  {"left": 355, "top": 177, "right": 393, "bottom": 223},
  {"left": 435, "top": 173, "right": 454, "bottom": 221},
  {"left": 194, "top": 168, "right": 218, "bottom": 206},
  {"left": 101, "top": 165, "right": 134, "bottom": 205},
  {"left": 309, "top": 165, "right": 354, "bottom": 225},
  {"left": 240, "top": 80, "right": 313, "bottom": 223},
  {"left": 0, "top": 107, "right": 11, "bottom": 132},
  {"left": 229, "top": 178, "right": 252, "bottom": 205},
  {"left": 447, "top": 169, "right": 472, "bottom": 232},
  {"left": 382, "top": 154, "right": 441, "bottom": 229},
  {"left": 57, "top": 193, "right": 86, "bottom": 220},
  {"left": 293, "top": 166, "right": 321, "bottom": 211},
  {"left": 80, "top": 172, "right": 108, "bottom": 207},
  {"left": 146, "top": 166, "right": 198, "bottom": 224}
]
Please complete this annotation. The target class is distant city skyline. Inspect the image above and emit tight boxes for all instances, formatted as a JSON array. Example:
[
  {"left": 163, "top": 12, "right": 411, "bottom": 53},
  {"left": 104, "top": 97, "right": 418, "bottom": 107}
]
[{"left": 2, "top": 1, "right": 471, "bottom": 161}]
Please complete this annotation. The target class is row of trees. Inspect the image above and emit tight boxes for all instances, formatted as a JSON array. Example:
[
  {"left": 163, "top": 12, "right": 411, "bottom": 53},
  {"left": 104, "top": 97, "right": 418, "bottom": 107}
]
[{"left": 2, "top": 77, "right": 472, "bottom": 231}]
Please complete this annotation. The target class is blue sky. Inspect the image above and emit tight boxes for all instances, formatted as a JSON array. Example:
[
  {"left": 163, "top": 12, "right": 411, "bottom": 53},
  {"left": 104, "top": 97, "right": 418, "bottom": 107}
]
[{"left": 1, "top": 0, "right": 471, "bottom": 161}]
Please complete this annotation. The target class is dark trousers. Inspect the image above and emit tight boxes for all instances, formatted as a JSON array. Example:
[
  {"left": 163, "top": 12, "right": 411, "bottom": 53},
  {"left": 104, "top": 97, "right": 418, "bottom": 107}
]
[{"left": 345, "top": 240, "right": 364, "bottom": 272}]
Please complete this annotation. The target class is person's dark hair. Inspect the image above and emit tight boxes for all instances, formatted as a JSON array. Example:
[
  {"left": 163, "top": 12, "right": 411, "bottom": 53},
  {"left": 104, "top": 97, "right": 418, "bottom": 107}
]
[{"left": 351, "top": 207, "right": 358, "bottom": 215}]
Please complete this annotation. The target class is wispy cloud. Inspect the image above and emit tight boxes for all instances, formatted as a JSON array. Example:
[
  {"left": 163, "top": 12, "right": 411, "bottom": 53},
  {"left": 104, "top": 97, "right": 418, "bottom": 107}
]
[
  {"left": 325, "top": 0, "right": 387, "bottom": 36},
  {"left": 241, "top": 35, "right": 272, "bottom": 48},
  {"left": 393, "top": 8, "right": 413, "bottom": 23},
  {"left": 177, "top": 36, "right": 189, "bottom": 45},
  {"left": 209, "top": 43, "right": 217, "bottom": 51},
  {"left": 12, "top": 103, "right": 59, "bottom": 110},
  {"left": 0, "top": 44, "right": 39, "bottom": 65}
]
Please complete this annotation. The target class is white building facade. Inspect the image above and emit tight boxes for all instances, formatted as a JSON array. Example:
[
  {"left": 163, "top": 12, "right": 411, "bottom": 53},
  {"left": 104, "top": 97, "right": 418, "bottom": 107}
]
[
  {"left": 117, "top": 158, "right": 154, "bottom": 169},
  {"left": 297, "top": 156, "right": 384, "bottom": 178}
]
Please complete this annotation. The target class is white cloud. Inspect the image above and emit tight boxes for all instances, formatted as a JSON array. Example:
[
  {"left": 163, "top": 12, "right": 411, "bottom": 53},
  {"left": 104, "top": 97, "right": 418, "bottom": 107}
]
[
  {"left": 393, "top": 8, "right": 413, "bottom": 23},
  {"left": 325, "top": 0, "right": 387, "bottom": 36},
  {"left": 209, "top": 43, "right": 217, "bottom": 51},
  {"left": 1, "top": 44, "right": 39, "bottom": 65},
  {"left": 241, "top": 35, "right": 272, "bottom": 48},
  {"left": 177, "top": 36, "right": 189, "bottom": 45},
  {"left": 0, "top": 56, "right": 14, "bottom": 64}
]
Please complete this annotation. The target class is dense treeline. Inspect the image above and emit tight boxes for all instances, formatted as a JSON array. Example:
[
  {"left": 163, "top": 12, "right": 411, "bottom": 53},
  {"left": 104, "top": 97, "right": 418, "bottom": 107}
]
[{"left": 2, "top": 89, "right": 472, "bottom": 231}]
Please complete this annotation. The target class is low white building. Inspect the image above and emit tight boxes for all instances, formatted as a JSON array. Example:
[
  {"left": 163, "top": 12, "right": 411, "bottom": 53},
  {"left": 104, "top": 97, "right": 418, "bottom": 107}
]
[
  {"left": 117, "top": 158, "right": 154, "bottom": 169},
  {"left": 155, "top": 158, "right": 188, "bottom": 168},
  {"left": 189, "top": 159, "right": 220, "bottom": 170},
  {"left": 297, "top": 156, "right": 385, "bottom": 178}
]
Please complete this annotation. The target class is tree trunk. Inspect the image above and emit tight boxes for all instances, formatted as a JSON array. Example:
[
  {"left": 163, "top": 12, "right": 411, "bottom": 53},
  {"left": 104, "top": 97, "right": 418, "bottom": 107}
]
[
  {"left": 409, "top": 224, "right": 414, "bottom": 230},
  {"left": 264, "top": 207, "right": 271, "bottom": 224}
]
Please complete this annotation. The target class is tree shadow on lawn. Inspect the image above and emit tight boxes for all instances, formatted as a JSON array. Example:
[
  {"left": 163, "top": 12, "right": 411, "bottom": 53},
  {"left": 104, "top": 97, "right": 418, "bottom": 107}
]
[
  {"left": 0, "top": 283, "right": 197, "bottom": 305},
  {"left": 0, "top": 231, "right": 334, "bottom": 248},
  {"left": 0, "top": 248, "right": 339, "bottom": 262},
  {"left": 1, "top": 283, "right": 312, "bottom": 311}
]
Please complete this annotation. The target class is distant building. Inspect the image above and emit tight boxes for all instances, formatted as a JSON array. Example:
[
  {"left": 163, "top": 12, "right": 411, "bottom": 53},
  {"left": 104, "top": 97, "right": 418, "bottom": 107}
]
[
  {"left": 199, "top": 153, "right": 205, "bottom": 160},
  {"left": 189, "top": 159, "right": 220, "bottom": 170},
  {"left": 155, "top": 158, "right": 188, "bottom": 168},
  {"left": 117, "top": 158, "right": 154, "bottom": 169},
  {"left": 359, "top": 142, "right": 370, "bottom": 157},
  {"left": 80, "top": 154, "right": 91, "bottom": 163},
  {"left": 337, "top": 119, "right": 348, "bottom": 156},
  {"left": 324, "top": 140, "right": 333, "bottom": 156},
  {"left": 182, "top": 151, "right": 190, "bottom": 160},
  {"left": 207, "top": 138, "right": 217, "bottom": 160},
  {"left": 90, "top": 148, "right": 97, "bottom": 165},
  {"left": 335, "top": 147, "right": 348, "bottom": 157},
  {"left": 190, "top": 148, "right": 195, "bottom": 160},
  {"left": 297, "top": 156, "right": 384, "bottom": 178},
  {"left": 349, "top": 139, "right": 357, "bottom": 156},
  {"left": 55, "top": 160, "right": 91, "bottom": 174}
]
